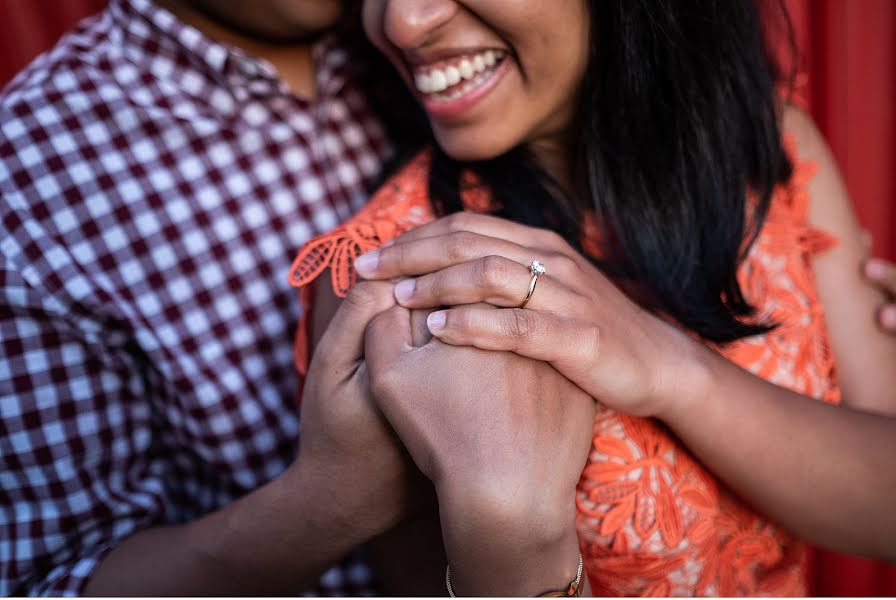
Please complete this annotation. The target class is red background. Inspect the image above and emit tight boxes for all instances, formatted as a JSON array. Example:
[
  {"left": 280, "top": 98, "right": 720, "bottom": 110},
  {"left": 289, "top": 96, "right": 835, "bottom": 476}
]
[{"left": 1, "top": 0, "right": 893, "bottom": 594}]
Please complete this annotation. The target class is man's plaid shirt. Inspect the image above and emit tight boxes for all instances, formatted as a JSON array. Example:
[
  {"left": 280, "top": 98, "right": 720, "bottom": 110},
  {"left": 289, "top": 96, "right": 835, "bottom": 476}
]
[{"left": 0, "top": 0, "right": 389, "bottom": 594}]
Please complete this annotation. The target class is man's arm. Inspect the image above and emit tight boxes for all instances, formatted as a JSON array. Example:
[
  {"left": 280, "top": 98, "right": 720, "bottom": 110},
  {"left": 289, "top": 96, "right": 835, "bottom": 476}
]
[
  {"left": 84, "top": 459, "right": 368, "bottom": 595},
  {"left": 85, "top": 280, "right": 410, "bottom": 595},
  {"left": 307, "top": 278, "right": 448, "bottom": 596},
  {"left": 1, "top": 253, "right": 405, "bottom": 595}
]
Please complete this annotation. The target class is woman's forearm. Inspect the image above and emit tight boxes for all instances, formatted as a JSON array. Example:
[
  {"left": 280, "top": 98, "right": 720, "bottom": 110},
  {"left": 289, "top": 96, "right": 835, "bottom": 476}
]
[
  {"left": 84, "top": 460, "right": 367, "bottom": 596},
  {"left": 661, "top": 345, "right": 896, "bottom": 561}
]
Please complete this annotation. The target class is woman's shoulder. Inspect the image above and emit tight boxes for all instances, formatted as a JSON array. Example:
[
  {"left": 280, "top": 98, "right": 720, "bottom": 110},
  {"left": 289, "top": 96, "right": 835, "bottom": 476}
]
[
  {"left": 745, "top": 105, "right": 849, "bottom": 253},
  {"left": 778, "top": 104, "right": 862, "bottom": 248},
  {"left": 725, "top": 107, "right": 843, "bottom": 403},
  {"left": 778, "top": 105, "right": 896, "bottom": 414}
]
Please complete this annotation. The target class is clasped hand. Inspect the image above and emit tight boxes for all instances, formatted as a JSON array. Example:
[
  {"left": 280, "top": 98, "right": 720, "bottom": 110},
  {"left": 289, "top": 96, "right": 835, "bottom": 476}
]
[
  {"left": 361, "top": 297, "right": 593, "bottom": 595},
  {"left": 355, "top": 212, "right": 703, "bottom": 420}
]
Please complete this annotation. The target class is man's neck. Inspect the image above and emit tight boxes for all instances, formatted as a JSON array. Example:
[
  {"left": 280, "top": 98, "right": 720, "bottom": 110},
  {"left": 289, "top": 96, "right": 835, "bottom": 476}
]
[{"left": 155, "top": 0, "right": 318, "bottom": 99}]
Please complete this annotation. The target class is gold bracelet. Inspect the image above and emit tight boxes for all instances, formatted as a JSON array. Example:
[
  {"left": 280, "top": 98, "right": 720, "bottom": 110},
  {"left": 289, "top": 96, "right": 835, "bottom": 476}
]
[{"left": 446, "top": 552, "right": 583, "bottom": 597}]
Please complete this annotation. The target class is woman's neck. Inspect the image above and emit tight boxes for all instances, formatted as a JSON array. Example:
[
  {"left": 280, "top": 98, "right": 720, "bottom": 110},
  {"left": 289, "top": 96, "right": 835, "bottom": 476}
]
[{"left": 528, "top": 136, "right": 576, "bottom": 204}]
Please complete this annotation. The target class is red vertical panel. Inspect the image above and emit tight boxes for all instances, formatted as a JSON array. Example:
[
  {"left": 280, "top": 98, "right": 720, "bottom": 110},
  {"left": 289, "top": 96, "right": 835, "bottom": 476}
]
[
  {"left": 794, "top": 0, "right": 896, "bottom": 596},
  {"left": 837, "top": 0, "right": 894, "bottom": 260},
  {"left": 0, "top": 0, "right": 105, "bottom": 86}
]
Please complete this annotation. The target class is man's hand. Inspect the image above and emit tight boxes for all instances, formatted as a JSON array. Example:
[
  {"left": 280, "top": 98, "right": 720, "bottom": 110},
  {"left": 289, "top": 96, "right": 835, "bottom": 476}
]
[
  {"left": 864, "top": 258, "right": 896, "bottom": 333},
  {"left": 295, "top": 281, "right": 416, "bottom": 540},
  {"left": 364, "top": 304, "right": 595, "bottom": 596},
  {"left": 86, "top": 281, "right": 413, "bottom": 595}
]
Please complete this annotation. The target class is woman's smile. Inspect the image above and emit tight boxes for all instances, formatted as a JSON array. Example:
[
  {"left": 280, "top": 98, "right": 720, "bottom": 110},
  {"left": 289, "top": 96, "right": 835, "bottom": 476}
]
[
  {"left": 363, "top": 0, "right": 590, "bottom": 162},
  {"left": 412, "top": 48, "right": 512, "bottom": 118}
]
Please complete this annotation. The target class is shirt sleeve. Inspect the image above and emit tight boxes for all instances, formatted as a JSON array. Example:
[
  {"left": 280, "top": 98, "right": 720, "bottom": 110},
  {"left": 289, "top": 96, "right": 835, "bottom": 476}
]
[{"left": 0, "top": 254, "right": 168, "bottom": 596}]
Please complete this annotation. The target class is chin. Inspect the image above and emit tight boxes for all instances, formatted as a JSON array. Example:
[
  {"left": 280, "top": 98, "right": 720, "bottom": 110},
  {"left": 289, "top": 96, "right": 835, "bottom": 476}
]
[{"left": 434, "top": 129, "right": 514, "bottom": 162}]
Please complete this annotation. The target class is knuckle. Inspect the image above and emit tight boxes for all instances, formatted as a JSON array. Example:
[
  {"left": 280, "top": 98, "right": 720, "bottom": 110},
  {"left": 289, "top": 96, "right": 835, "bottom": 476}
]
[
  {"left": 503, "top": 308, "right": 537, "bottom": 339},
  {"left": 446, "top": 231, "right": 476, "bottom": 262},
  {"left": 369, "top": 363, "right": 402, "bottom": 403},
  {"left": 422, "top": 272, "right": 444, "bottom": 301},
  {"left": 476, "top": 255, "right": 514, "bottom": 291},
  {"left": 549, "top": 252, "right": 579, "bottom": 279},
  {"left": 446, "top": 307, "right": 474, "bottom": 333},
  {"left": 364, "top": 304, "right": 398, "bottom": 337},
  {"left": 446, "top": 212, "right": 474, "bottom": 232},
  {"left": 543, "top": 229, "right": 566, "bottom": 246},
  {"left": 391, "top": 241, "right": 412, "bottom": 272},
  {"left": 345, "top": 280, "right": 388, "bottom": 311},
  {"left": 574, "top": 322, "right": 602, "bottom": 363},
  {"left": 540, "top": 229, "right": 569, "bottom": 252}
]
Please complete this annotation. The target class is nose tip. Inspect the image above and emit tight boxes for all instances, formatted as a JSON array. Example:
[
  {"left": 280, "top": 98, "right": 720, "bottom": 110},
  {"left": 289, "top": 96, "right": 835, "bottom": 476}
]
[{"left": 383, "top": 0, "right": 458, "bottom": 50}]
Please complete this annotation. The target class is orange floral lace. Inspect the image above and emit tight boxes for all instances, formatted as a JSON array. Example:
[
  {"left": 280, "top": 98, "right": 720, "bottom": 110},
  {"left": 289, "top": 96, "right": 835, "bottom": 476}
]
[{"left": 287, "top": 141, "right": 839, "bottom": 596}]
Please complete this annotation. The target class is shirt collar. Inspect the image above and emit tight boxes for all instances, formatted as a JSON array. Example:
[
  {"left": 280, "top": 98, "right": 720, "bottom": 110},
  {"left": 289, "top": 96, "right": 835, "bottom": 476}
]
[{"left": 109, "top": 0, "right": 349, "bottom": 101}]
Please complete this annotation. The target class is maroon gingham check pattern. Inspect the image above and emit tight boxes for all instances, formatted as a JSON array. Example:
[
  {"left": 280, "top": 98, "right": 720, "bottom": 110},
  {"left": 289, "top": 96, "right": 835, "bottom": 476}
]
[{"left": 0, "top": 0, "right": 390, "bottom": 595}]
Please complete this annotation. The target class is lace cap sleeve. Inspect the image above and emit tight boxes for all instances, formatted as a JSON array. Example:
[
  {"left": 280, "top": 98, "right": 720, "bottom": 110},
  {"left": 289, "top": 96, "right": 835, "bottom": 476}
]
[{"left": 287, "top": 150, "right": 436, "bottom": 298}]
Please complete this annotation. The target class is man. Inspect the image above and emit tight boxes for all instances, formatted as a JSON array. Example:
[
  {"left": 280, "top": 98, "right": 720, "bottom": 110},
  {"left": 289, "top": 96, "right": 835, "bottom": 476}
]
[{"left": 0, "top": 0, "right": 397, "bottom": 594}]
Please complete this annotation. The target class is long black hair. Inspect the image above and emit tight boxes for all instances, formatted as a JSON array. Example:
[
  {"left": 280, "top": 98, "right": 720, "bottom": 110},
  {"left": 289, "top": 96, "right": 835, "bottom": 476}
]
[{"left": 347, "top": 0, "right": 796, "bottom": 344}]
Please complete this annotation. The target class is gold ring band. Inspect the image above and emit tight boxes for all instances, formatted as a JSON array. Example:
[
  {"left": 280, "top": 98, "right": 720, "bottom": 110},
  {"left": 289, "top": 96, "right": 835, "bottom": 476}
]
[{"left": 518, "top": 260, "right": 545, "bottom": 309}]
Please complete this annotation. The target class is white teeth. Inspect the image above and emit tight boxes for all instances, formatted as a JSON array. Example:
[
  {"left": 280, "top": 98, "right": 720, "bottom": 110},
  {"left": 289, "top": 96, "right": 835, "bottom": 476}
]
[
  {"left": 473, "top": 55, "right": 485, "bottom": 72},
  {"left": 458, "top": 59, "right": 474, "bottom": 79},
  {"left": 430, "top": 70, "right": 448, "bottom": 92},
  {"left": 413, "top": 50, "right": 506, "bottom": 95},
  {"left": 414, "top": 72, "right": 432, "bottom": 93},
  {"left": 445, "top": 66, "right": 461, "bottom": 86}
]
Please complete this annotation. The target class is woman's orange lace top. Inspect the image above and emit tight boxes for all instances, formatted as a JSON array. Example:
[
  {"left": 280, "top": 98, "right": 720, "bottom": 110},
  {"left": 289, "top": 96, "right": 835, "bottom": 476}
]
[{"left": 287, "top": 142, "right": 839, "bottom": 596}]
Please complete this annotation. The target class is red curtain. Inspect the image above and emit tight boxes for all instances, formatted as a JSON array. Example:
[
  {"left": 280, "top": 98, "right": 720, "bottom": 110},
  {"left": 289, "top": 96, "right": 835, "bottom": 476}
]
[
  {"left": 0, "top": 0, "right": 106, "bottom": 86},
  {"left": 1, "top": 0, "right": 893, "bottom": 595},
  {"left": 782, "top": 0, "right": 896, "bottom": 596},
  {"left": 783, "top": 0, "right": 896, "bottom": 262}
]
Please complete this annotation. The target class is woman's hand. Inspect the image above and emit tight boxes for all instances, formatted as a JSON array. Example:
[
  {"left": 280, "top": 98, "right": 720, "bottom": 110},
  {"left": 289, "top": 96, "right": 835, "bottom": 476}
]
[
  {"left": 863, "top": 257, "right": 896, "bottom": 334},
  {"left": 354, "top": 212, "right": 704, "bottom": 419},
  {"left": 363, "top": 302, "right": 593, "bottom": 596}
]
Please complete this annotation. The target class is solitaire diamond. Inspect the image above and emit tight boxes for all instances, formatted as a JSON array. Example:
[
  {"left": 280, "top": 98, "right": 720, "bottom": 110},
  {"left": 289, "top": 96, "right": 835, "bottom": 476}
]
[{"left": 530, "top": 260, "right": 546, "bottom": 276}]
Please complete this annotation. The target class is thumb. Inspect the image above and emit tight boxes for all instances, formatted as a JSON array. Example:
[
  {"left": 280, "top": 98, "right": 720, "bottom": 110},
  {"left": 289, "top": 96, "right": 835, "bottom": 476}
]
[
  {"left": 314, "top": 281, "right": 396, "bottom": 368},
  {"left": 364, "top": 304, "right": 414, "bottom": 379}
]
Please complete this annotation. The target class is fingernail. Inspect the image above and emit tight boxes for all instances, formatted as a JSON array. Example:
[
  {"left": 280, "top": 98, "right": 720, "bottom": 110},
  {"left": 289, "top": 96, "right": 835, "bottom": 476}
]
[
  {"left": 427, "top": 311, "right": 447, "bottom": 332},
  {"left": 882, "top": 306, "right": 896, "bottom": 330},
  {"left": 354, "top": 250, "right": 379, "bottom": 276},
  {"left": 866, "top": 258, "right": 886, "bottom": 279},
  {"left": 394, "top": 278, "right": 415, "bottom": 303}
]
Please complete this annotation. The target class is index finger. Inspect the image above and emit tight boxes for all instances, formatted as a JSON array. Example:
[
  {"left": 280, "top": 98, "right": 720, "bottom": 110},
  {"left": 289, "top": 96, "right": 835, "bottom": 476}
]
[
  {"left": 355, "top": 230, "right": 532, "bottom": 280},
  {"left": 394, "top": 212, "right": 573, "bottom": 255}
]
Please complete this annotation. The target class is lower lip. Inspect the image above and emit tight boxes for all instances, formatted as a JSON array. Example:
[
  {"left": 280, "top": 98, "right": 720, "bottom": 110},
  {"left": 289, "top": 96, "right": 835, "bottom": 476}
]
[{"left": 418, "top": 58, "right": 512, "bottom": 120}]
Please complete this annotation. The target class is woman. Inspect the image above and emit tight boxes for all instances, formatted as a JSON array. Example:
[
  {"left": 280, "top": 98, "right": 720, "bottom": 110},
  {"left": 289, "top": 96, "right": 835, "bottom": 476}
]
[{"left": 290, "top": 0, "right": 896, "bottom": 595}]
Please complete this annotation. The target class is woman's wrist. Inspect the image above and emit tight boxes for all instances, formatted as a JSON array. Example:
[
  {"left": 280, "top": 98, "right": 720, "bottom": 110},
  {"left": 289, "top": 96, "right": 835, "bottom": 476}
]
[
  {"left": 436, "top": 479, "right": 581, "bottom": 595},
  {"left": 443, "top": 519, "right": 581, "bottom": 596},
  {"left": 645, "top": 320, "right": 717, "bottom": 423},
  {"left": 651, "top": 329, "right": 719, "bottom": 426}
]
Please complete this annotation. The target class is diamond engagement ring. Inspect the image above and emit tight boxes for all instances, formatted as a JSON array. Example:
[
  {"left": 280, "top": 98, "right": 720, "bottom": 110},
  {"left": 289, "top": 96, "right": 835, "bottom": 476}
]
[{"left": 518, "top": 260, "right": 545, "bottom": 309}]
